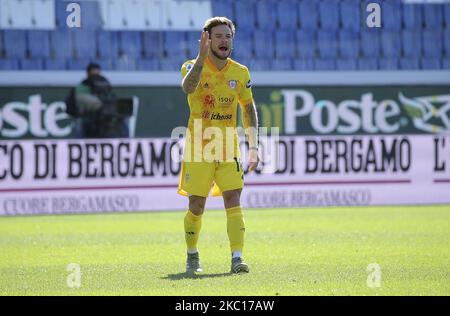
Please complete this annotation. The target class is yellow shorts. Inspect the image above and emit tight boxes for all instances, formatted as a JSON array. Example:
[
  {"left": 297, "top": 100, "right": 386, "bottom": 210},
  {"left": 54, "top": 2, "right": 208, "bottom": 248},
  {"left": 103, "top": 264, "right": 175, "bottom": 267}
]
[{"left": 178, "top": 159, "right": 244, "bottom": 197}]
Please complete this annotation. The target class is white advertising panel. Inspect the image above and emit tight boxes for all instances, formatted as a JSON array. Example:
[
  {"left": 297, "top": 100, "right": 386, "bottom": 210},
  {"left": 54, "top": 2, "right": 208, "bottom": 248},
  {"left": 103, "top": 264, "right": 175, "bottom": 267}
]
[{"left": 0, "top": 135, "right": 449, "bottom": 215}]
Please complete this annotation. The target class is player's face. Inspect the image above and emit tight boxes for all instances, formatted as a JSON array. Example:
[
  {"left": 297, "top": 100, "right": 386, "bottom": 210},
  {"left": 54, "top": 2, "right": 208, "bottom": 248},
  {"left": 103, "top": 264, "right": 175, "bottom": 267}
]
[{"left": 209, "top": 25, "right": 233, "bottom": 60}]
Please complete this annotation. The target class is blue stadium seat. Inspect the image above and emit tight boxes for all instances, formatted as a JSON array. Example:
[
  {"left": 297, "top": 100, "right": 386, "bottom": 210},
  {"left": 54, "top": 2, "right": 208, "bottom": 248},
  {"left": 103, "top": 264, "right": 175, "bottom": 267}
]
[
  {"left": 235, "top": 0, "right": 256, "bottom": 30},
  {"left": 445, "top": 31, "right": 450, "bottom": 57},
  {"left": 114, "top": 56, "right": 137, "bottom": 71},
  {"left": 293, "top": 58, "right": 314, "bottom": 71},
  {"left": 358, "top": 58, "right": 378, "bottom": 70},
  {"left": 97, "top": 31, "right": 119, "bottom": 59},
  {"left": 402, "top": 3, "right": 423, "bottom": 30},
  {"left": 73, "top": 31, "right": 96, "bottom": 59},
  {"left": 299, "top": 0, "right": 318, "bottom": 30},
  {"left": 340, "top": 0, "right": 360, "bottom": 31},
  {"left": 80, "top": 0, "right": 102, "bottom": 30},
  {"left": 275, "top": 31, "right": 295, "bottom": 59},
  {"left": 336, "top": 59, "right": 357, "bottom": 70},
  {"left": 296, "top": 30, "right": 315, "bottom": 58},
  {"left": 421, "top": 58, "right": 441, "bottom": 69},
  {"left": 84, "top": 59, "right": 113, "bottom": 71},
  {"left": 445, "top": 4, "right": 450, "bottom": 28},
  {"left": 44, "top": 58, "right": 67, "bottom": 70},
  {"left": 400, "top": 58, "right": 420, "bottom": 70},
  {"left": 27, "top": 31, "right": 51, "bottom": 58},
  {"left": 67, "top": 59, "right": 87, "bottom": 70},
  {"left": 164, "top": 32, "right": 187, "bottom": 59},
  {"left": 68, "top": 59, "right": 112, "bottom": 71},
  {"left": 230, "top": 49, "right": 254, "bottom": 64},
  {"left": 423, "top": 4, "right": 444, "bottom": 29},
  {"left": 232, "top": 30, "right": 253, "bottom": 60},
  {"left": 315, "top": 59, "right": 336, "bottom": 70},
  {"left": 402, "top": 30, "right": 422, "bottom": 58},
  {"left": 186, "top": 32, "right": 200, "bottom": 59},
  {"left": 422, "top": 29, "right": 443, "bottom": 58},
  {"left": 317, "top": 31, "right": 338, "bottom": 58},
  {"left": 0, "top": 59, "right": 19, "bottom": 70},
  {"left": 379, "top": 58, "right": 399, "bottom": 70},
  {"left": 272, "top": 58, "right": 292, "bottom": 70},
  {"left": 249, "top": 59, "right": 271, "bottom": 71},
  {"left": 381, "top": 31, "right": 401, "bottom": 58},
  {"left": 256, "top": 0, "right": 277, "bottom": 30},
  {"left": 235, "top": 57, "right": 252, "bottom": 68},
  {"left": 20, "top": 58, "right": 44, "bottom": 70},
  {"left": 50, "top": 30, "right": 74, "bottom": 59},
  {"left": 4, "top": 30, "right": 27, "bottom": 58},
  {"left": 339, "top": 30, "right": 359, "bottom": 58},
  {"left": 382, "top": 0, "right": 402, "bottom": 31},
  {"left": 3, "top": 1, "right": 445, "bottom": 74},
  {"left": 319, "top": 0, "right": 339, "bottom": 31},
  {"left": 143, "top": 32, "right": 164, "bottom": 59},
  {"left": 119, "top": 31, "right": 142, "bottom": 58},
  {"left": 277, "top": 0, "right": 298, "bottom": 30},
  {"left": 160, "top": 57, "right": 185, "bottom": 71},
  {"left": 211, "top": 0, "right": 234, "bottom": 22},
  {"left": 443, "top": 59, "right": 450, "bottom": 69},
  {"left": 360, "top": 30, "right": 380, "bottom": 58},
  {"left": 0, "top": 31, "right": 3, "bottom": 58},
  {"left": 138, "top": 59, "right": 160, "bottom": 71},
  {"left": 254, "top": 30, "right": 274, "bottom": 59},
  {"left": 55, "top": 0, "right": 68, "bottom": 28}
]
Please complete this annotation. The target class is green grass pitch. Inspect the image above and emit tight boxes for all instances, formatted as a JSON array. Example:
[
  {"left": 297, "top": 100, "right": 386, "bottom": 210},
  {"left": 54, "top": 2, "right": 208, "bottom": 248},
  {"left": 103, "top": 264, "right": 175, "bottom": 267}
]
[{"left": 0, "top": 206, "right": 449, "bottom": 296}]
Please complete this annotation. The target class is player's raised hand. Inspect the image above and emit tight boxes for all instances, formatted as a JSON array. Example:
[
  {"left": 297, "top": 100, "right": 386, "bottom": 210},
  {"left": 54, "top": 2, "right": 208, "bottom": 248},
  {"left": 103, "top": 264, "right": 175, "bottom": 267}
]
[
  {"left": 247, "top": 148, "right": 259, "bottom": 173},
  {"left": 198, "top": 31, "right": 211, "bottom": 62}
]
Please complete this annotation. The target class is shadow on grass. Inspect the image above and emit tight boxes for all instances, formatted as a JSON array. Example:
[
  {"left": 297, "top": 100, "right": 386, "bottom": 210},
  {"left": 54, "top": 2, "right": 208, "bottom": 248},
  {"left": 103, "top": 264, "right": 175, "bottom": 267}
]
[{"left": 162, "top": 272, "right": 232, "bottom": 280}]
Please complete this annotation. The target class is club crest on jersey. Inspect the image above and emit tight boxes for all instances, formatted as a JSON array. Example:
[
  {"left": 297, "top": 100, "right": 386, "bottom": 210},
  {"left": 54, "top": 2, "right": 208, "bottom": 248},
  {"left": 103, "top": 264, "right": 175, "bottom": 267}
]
[
  {"left": 186, "top": 63, "right": 193, "bottom": 71},
  {"left": 229, "top": 80, "right": 237, "bottom": 89},
  {"left": 203, "top": 82, "right": 209, "bottom": 89},
  {"left": 203, "top": 94, "right": 215, "bottom": 109}
]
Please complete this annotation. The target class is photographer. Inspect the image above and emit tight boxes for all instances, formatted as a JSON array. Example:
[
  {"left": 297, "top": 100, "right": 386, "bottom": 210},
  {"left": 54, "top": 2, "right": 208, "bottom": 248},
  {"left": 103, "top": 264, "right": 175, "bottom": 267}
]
[{"left": 67, "top": 63, "right": 129, "bottom": 138}]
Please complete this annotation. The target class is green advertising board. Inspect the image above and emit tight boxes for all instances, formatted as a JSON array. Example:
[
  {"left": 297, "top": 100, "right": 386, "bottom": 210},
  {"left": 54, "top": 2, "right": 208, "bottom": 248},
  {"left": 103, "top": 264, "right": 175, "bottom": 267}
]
[{"left": 0, "top": 85, "right": 449, "bottom": 139}]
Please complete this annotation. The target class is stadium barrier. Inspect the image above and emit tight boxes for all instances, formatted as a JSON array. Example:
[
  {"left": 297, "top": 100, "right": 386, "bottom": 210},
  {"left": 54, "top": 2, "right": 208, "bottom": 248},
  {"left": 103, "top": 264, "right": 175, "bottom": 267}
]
[
  {"left": 1, "top": 81, "right": 450, "bottom": 139},
  {"left": 1, "top": 72, "right": 449, "bottom": 214},
  {"left": 0, "top": 134, "right": 449, "bottom": 215}
]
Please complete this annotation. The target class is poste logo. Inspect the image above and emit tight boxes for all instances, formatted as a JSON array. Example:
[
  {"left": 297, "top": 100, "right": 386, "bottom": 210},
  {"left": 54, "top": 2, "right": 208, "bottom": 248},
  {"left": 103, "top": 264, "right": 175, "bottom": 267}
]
[
  {"left": 281, "top": 89, "right": 450, "bottom": 135},
  {"left": 399, "top": 93, "right": 450, "bottom": 134},
  {"left": 0, "top": 94, "right": 71, "bottom": 138}
]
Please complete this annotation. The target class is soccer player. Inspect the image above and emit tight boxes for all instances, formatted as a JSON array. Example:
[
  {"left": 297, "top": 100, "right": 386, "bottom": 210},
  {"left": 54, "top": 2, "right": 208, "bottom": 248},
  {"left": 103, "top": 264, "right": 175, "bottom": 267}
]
[{"left": 178, "top": 17, "right": 259, "bottom": 274}]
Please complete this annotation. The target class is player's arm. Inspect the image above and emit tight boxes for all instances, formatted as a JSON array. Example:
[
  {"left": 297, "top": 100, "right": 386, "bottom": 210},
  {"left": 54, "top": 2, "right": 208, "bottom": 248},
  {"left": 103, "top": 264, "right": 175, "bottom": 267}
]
[
  {"left": 181, "top": 31, "right": 210, "bottom": 94},
  {"left": 241, "top": 100, "right": 259, "bottom": 172}
]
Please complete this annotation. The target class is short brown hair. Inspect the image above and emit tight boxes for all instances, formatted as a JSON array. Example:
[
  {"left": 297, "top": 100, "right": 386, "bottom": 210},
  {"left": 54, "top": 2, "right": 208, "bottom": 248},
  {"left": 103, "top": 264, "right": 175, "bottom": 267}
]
[{"left": 203, "top": 17, "right": 235, "bottom": 37}]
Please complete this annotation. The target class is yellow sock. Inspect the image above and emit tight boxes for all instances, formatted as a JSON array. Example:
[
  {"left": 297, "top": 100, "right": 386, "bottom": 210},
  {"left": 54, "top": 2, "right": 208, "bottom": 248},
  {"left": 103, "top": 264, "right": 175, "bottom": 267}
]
[
  {"left": 226, "top": 206, "right": 245, "bottom": 255},
  {"left": 184, "top": 210, "right": 202, "bottom": 252}
]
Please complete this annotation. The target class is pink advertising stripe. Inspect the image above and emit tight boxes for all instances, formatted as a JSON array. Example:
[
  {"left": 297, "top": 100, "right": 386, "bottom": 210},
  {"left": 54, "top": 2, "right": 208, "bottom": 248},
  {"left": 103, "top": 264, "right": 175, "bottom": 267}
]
[
  {"left": 433, "top": 179, "right": 450, "bottom": 183},
  {"left": 0, "top": 184, "right": 177, "bottom": 193},
  {"left": 245, "top": 179, "right": 411, "bottom": 186},
  {"left": 0, "top": 179, "right": 412, "bottom": 193}
]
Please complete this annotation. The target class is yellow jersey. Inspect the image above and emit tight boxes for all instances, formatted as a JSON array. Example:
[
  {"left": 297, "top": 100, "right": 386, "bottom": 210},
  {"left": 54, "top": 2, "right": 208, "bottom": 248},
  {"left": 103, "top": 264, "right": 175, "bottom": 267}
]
[{"left": 181, "top": 57, "right": 253, "bottom": 162}]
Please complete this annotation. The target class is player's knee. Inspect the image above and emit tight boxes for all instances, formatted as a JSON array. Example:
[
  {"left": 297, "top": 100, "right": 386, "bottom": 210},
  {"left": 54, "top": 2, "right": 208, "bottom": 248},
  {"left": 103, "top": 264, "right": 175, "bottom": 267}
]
[
  {"left": 223, "top": 189, "right": 241, "bottom": 208},
  {"left": 189, "top": 196, "right": 206, "bottom": 215}
]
